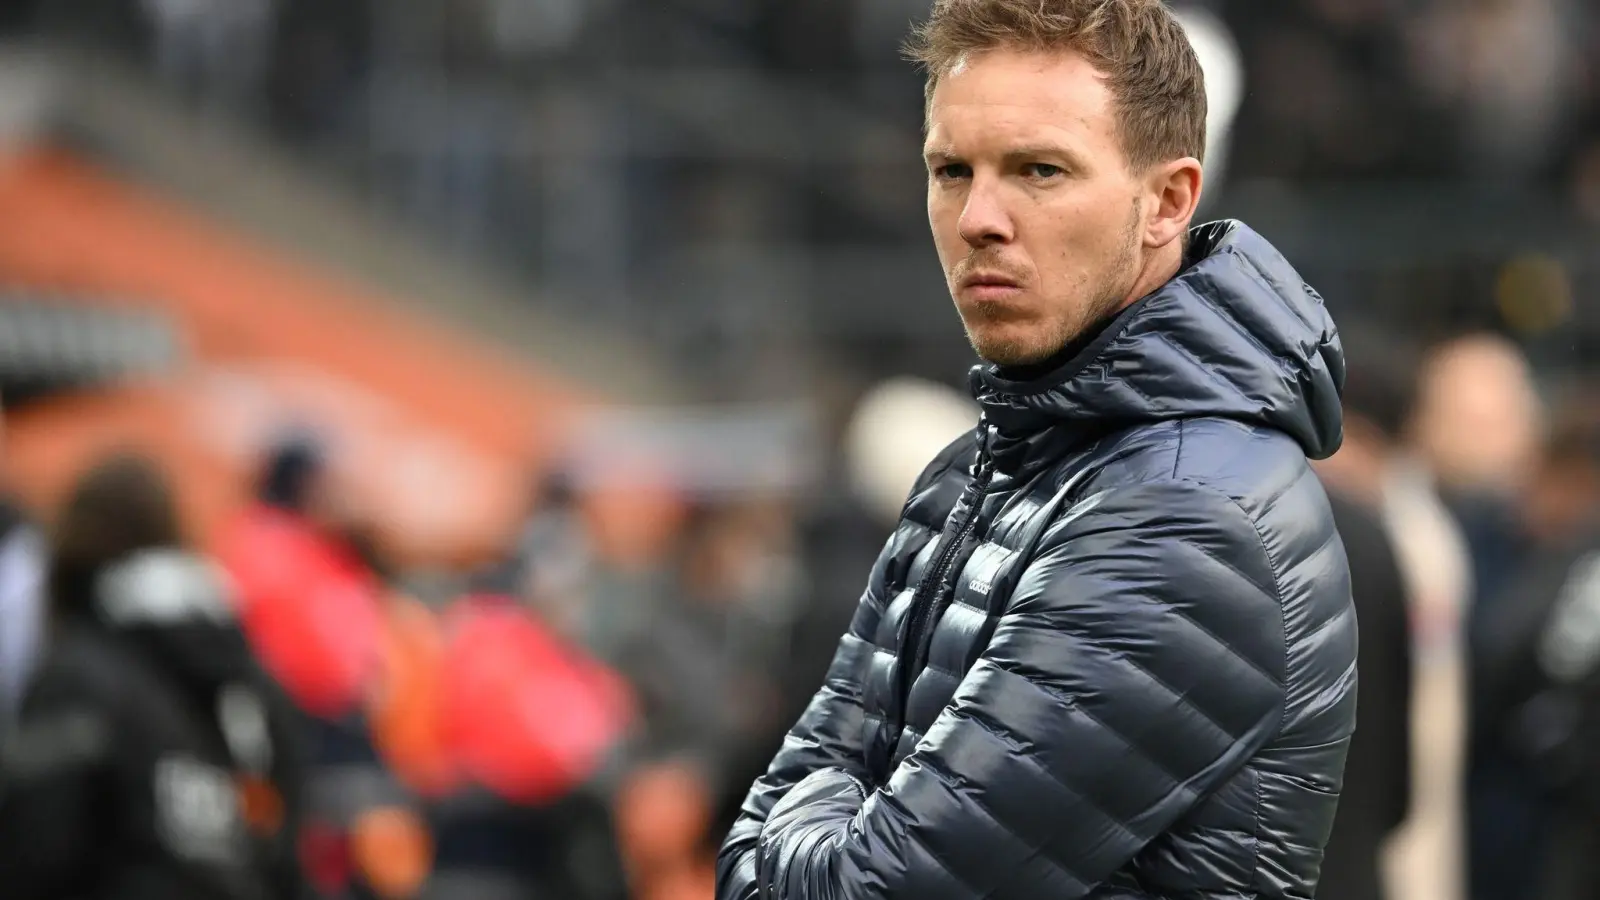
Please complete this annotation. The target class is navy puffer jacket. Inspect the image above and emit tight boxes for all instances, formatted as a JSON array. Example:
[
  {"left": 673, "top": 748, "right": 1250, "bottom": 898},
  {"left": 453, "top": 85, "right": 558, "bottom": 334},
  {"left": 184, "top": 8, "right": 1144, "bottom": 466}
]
[{"left": 717, "top": 221, "right": 1357, "bottom": 900}]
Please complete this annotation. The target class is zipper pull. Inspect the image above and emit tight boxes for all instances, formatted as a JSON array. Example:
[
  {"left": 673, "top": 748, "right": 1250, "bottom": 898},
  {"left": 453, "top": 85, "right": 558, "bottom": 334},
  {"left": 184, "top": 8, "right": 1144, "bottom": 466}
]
[{"left": 972, "top": 415, "right": 995, "bottom": 480}]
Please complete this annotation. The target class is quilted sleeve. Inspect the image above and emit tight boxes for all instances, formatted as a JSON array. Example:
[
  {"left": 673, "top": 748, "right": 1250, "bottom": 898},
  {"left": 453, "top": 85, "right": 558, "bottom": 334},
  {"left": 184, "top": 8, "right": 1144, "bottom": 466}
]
[
  {"left": 718, "top": 433, "right": 976, "bottom": 900},
  {"left": 749, "top": 479, "right": 1293, "bottom": 900}
]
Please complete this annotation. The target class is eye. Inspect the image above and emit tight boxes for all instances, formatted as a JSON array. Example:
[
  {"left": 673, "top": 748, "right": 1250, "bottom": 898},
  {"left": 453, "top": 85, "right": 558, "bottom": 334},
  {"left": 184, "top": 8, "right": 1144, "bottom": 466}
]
[
  {"left": 932, "top": 162, "right": 972, "bottom": 181},
  {"left": 1023, "top": 163, "right": 1064, "bottom": 180}
]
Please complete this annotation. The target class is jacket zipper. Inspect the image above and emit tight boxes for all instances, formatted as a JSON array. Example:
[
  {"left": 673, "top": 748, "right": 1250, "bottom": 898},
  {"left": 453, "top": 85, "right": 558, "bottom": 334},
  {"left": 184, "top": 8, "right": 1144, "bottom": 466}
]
[{"left": 890, "top": 427, "right": 995, "bottom": 756}]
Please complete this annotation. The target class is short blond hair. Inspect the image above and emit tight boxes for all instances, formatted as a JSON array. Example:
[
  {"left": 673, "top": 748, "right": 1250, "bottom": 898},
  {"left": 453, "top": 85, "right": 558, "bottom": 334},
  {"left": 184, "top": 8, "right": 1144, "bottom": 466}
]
[{"left": 906, "top": 0, "right": 1207, "bottom": 170}]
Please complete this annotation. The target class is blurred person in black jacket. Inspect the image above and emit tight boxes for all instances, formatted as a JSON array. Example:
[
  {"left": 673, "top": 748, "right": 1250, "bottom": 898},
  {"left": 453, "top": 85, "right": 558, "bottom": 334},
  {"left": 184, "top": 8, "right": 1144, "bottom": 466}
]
[
  {"left": 1471, "top": 416, "right": 1600, "bottom": 900},
  {"left": 1313, "top": 321, "right": 1417, "bottom": 900},
  {"left": 0, "top": 454, "right": 310, "bottom": 900}
]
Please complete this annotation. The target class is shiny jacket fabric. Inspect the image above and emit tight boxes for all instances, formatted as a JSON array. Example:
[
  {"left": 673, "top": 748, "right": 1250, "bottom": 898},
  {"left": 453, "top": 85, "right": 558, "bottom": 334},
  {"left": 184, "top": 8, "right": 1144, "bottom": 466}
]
[{"left": 718, "top": 221, "right": 1356, "bottom": 900}]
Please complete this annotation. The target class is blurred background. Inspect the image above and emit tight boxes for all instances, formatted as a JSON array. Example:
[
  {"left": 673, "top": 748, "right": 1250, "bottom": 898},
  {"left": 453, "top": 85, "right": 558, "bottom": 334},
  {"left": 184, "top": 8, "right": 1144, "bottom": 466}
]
[{"left": 0, "top": 1, "right": 1595, "bottom": 899}]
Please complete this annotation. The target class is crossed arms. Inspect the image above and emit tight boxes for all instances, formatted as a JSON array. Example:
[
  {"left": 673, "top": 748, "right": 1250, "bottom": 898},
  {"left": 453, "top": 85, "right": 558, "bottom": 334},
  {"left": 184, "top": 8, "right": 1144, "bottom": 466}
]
[{"left": 717, "top": 480, "right": 1298, "bottom": 900}]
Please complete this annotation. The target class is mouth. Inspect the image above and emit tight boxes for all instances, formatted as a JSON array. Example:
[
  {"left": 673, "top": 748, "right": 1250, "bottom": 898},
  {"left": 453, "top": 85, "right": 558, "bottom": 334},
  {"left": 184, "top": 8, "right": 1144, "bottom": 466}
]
[{"left": 959, "top": 271, "right": 1025, "bottom": 304}]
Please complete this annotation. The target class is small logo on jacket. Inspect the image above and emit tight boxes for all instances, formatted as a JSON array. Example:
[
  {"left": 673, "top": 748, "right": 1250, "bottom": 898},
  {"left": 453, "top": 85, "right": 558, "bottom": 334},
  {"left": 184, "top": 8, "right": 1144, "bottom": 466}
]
[{"left": 968, "top": 577, "right": 992, "bottom": 594}]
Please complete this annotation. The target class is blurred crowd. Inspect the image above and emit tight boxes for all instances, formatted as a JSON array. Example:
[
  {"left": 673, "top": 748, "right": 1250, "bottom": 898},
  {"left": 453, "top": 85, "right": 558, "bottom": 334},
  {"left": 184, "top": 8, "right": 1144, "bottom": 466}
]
[
  {"left": 29, "top": 0, "right": 1596, "bottom": 184},
  {"left": 10, "top": 0, "right": 1600, "bottom": 384},
  {"left": 4, "top": 336, "right": 1600, "bottom": 900},
  {"left": 0, "top": 1, "right": 1595, "bottom": 900},
  {"left": 0, "top": 373, "right": 962, "bottom": 900}
]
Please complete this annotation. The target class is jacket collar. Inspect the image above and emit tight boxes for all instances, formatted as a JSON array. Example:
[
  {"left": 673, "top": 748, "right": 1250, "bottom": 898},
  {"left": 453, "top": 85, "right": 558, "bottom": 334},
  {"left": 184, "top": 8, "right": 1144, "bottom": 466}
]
[{"left": 968, "top": 220, "right": 1345, "bottom": 477}]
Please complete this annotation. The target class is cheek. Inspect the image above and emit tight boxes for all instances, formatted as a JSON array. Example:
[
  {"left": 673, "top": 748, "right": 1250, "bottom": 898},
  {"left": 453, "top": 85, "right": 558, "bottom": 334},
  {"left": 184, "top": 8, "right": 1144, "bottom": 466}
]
[
  {"left": 1035, "top": 192, "right": 1130, "bottom": 278},
  {"left": 927, "top": 194, "right": 965, "bottom": 264}
]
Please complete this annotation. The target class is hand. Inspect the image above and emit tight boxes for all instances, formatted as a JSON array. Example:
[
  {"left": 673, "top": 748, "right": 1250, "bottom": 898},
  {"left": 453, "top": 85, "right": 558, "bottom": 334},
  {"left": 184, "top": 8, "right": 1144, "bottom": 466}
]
[{"left": 757, "top": 768, "right": 868, "bottom": 898}]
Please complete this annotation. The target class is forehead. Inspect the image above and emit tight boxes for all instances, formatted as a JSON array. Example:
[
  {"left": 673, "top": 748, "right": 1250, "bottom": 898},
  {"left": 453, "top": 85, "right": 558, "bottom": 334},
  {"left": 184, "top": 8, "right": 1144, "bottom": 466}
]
[{"left": 925, "top": 48, "right": 1118, "bottom": 155}]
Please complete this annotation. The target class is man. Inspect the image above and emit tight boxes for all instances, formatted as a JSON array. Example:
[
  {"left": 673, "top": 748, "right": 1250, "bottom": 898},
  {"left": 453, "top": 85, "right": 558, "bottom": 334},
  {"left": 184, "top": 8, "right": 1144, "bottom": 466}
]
[{"left": 716, "top": 2, "right": 1355, "bottom": 899}]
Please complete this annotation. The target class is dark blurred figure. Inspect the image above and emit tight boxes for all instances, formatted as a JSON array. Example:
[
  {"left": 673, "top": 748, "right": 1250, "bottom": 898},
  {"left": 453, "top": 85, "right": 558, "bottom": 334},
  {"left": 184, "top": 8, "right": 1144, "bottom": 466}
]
[
  {"left": 619, "top": 498, "right": 799, "bottom": 850},
  {"left": 498, "top": 468, "right": 604, "bottom": 650},
  {"left": 1410, "top": 336, "right": 1547, "bottom": 900},
  {"left": 422, "top": 544, "right": 632, "bottom": 900},
  {"left": 1470, "top": 414, "right": 1600, "bottom": 900},
  {"left": 1314, "top": 322, "right": 1416, "bottom": 900},
  {"left": 216, "top": 434, "right": 412, "bottom": 899},
  {"left": 0, "top": 454, "right": 310, "bottom": 900},
  {"left": 217, "top": 431, "right": 385, "bottom": 724},
  {"left": 1413, "top": 335, "right": 1544, "bottom": 637}
]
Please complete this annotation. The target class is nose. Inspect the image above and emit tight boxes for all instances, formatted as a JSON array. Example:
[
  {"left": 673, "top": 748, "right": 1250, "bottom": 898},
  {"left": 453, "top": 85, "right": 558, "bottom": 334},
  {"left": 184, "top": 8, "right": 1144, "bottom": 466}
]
[{"left": 958, "top": 177, "right": 1014, "bottom": 248}]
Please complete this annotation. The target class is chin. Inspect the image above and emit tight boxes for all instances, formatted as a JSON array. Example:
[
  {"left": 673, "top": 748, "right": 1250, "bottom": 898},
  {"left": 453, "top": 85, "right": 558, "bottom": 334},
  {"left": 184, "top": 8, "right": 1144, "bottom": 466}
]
[{"left": 968, "top": 330, "right": 1056, "bottom": 368}]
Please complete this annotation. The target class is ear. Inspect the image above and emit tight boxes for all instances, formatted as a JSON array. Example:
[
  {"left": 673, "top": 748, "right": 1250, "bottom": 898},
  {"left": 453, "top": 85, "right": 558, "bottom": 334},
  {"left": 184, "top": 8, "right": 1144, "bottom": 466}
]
[{"left": 1141, "top": 157, "right": 1204, "bottom": 249}]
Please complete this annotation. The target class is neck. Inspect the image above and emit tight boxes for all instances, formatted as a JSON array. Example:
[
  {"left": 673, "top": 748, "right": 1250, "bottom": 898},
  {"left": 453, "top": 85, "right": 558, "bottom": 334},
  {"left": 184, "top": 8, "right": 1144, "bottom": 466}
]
[
  {"left": 994, "top": 240, "right": 1188, "bottom": 382},
  {"left": 1121, "top": 240, "right": 1186, "bottom": 314}
]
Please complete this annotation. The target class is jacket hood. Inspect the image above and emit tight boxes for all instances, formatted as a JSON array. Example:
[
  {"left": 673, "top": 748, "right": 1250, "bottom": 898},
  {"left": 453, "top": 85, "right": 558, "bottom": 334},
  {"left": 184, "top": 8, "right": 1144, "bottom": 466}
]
[{"left": 969, "top": 220, "right": 1345, "bottom": 471}]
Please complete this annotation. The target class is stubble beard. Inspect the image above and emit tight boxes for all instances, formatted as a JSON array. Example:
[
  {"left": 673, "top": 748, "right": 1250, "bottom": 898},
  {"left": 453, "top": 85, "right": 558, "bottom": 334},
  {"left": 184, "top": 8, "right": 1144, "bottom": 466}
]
[{"left": 964, "top": 205, "right": 1143, "bottom": 367}]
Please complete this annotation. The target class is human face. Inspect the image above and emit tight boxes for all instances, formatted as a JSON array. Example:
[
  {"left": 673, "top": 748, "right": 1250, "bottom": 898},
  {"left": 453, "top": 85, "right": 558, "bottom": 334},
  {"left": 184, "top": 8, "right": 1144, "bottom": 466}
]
[{"left": 925, "top": 49, "right": 1149, "bottom": 367}]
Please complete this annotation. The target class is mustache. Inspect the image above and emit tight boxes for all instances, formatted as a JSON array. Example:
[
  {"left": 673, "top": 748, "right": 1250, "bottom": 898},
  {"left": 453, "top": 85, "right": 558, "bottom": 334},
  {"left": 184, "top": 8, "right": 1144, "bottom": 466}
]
[{"left": 952, "top": 252, "right": 1028, "bottom": 283}]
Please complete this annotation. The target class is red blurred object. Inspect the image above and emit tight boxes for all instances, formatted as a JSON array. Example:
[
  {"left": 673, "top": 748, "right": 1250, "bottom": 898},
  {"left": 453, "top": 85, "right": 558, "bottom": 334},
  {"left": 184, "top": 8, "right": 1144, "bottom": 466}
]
[
  {"left": 439, "top": 596, "right": 634, "bottom": 804},
  {"left": 218, "top": 505, "right": 385, "bottom": 719},
  {"left": 298, "top": 819, "right": 354, "bottom": 897}
]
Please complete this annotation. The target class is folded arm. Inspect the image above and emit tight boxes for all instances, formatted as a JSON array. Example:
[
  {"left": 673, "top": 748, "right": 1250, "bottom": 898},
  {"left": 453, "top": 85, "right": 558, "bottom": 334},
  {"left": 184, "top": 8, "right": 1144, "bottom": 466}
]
[{"left": 750, "top": 480, "right": 1291, "bottom": 900}]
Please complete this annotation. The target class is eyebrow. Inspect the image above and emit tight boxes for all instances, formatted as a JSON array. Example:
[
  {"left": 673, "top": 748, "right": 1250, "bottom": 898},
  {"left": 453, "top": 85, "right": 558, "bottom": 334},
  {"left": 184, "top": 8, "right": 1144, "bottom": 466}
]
[
  {"left": 1001, "top": 145, "right": 1087, "bottom": 168},
  {"left": 921, "top": 143, "right": 1089, "bottom": 169}
]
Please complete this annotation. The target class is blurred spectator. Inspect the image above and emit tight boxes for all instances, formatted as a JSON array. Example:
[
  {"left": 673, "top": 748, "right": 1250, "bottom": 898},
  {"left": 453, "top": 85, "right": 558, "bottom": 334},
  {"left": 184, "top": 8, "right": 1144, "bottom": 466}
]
[
  {"left": 427, "top": 574, "right": 632, "bottom": 900},
  {"left": 501, "top": 469, "right": 606, "bottom": 651},
  {"left": 1314, "top": 323, "right": 1417, "bottom": 900},
  {"left": 1413, "top": 334, "right": 1544, "bottom": 622},
  {"left": 1410, "top": 333, "right": 1549, "bottom": 900},
  {"left": 616, "top": 497, "right": 801, "bottom": 846},
  {"left": 1311, "top": 319, "right": 1472, "bottom": 900},
  {"left": 212, "top": 432, "right": 435, "bottom": 900},
  {"left": 1380, "top": 366, "right": 1474, "bottom": 900},
  {"left": 216, "top": 431, "right": 386, "bottom": 724},
  {"left": 0, "top": 454, "right": 310, "bottom": 900},
  {"left": 1469, "top": 412, "right": 1600, "bottom": 900}
]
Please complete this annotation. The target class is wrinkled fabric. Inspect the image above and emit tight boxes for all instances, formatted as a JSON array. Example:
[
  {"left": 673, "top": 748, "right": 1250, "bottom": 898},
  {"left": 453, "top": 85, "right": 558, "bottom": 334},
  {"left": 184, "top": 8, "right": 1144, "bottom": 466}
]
[{"left": 718, "top": 221, "right": 1356, "bottom": 900}]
